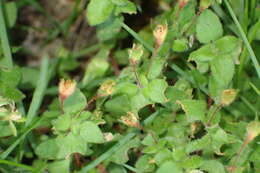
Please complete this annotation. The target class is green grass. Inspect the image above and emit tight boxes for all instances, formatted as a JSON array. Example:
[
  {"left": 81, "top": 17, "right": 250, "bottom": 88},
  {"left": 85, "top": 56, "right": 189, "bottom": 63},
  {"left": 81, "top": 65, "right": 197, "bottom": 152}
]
[
  {"left": 0, "top": 0, "right": 13, "bottom": 69},
  {"left": 0, "top": 159, "right": 35, "bottom": 172},
  {"left": 1, "top": 0, "right": 260, "bottom": 172},
  {"left": 224, "top": 0, "right": 260, "bottom": 79},
  {"left": 25, "top": 57, "right": 50, "bottom": 127}
]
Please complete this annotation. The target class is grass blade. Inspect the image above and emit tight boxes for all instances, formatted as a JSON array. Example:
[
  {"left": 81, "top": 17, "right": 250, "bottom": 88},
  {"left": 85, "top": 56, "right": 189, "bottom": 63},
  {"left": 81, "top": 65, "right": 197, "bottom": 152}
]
[
  {"left": 78, "top": 110, "right": 160, "bottom": 172},
  {"left": 78, "top": 131, "right": 137, "bottom": 172},
  {"left": 25, "top": 57, "right": 49, "bottom": 126},
  {"left": 120, "top": 22, "right": 154, "bottom": 52},
  {"left": 0, "top": 0, "right": 13, "bottom": 69},
  {"left": 122, "top": 164, "right": 142, "bottom": 173},
  {"left": 223, "top": 0, "right": 260, "bottom": 78},
  {"left": 0, "top": 159, "right": 35, "bottom": 172}
]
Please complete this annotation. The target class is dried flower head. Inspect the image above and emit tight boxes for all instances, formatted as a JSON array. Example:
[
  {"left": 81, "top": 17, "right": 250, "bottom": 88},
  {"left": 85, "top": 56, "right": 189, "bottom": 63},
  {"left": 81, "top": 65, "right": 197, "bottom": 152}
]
[
  {"left": 99, "top": 80, "right": 116, "bottom": 96},
  {"left": 59, "top": 79, "right": 76, "bottom": 101},
  {"left": 153, "top": 24, "right": 168, "bottom": 48},
  {"left": 220, "top": 89, "right": 237, "bottom": 106},
  {"left": 9, "top": 111, "right": 22, "bottom": 122},
  {"left": 120, "top": 112, "right": 140, "bottom": 128}
]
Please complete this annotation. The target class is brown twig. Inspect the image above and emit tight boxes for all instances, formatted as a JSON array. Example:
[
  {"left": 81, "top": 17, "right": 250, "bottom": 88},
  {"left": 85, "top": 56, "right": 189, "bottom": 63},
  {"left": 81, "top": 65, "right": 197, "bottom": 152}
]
[
  {"left": 74, "top": 153, "right": 82, "bottom": 168},
  {"left": 110, "top": 55, "right": 120, "bottom": 76}
]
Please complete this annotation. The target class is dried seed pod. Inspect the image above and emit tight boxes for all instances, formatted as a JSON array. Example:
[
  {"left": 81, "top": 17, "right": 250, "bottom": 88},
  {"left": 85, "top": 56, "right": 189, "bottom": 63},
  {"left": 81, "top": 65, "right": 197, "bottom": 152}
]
[
  {"left": 153, "top": 24, "right": 168, "bottom": 49},
  {"left": 59, "top": 79, "right": 76, "bottom": 101}
]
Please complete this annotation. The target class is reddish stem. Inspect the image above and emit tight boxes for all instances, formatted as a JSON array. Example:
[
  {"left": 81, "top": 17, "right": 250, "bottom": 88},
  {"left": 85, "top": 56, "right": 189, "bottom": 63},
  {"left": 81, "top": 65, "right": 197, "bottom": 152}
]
[
  {"left": 110, "top": 55, "right": 120, "bottom": 76},
  {"left": 74, "top": 153, "right": 82, "bottom": 168}
]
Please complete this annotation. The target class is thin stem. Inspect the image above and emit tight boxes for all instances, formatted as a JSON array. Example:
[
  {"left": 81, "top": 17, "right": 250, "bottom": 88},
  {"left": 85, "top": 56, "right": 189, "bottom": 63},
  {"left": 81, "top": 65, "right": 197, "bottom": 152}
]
[
  {"left": 207, "top": 104, "right": 222, "bottom": 126},
  {"left": 224, "top": 0, "right": 260, "bottom": 79},
  {"left": 0, "top": 0, "right": 13, "bottom": 69},
  {"left": 229, "top": 137, "right": 250, "bottom": 173},
  {"left": 131, "top": 61, "right": 143, "bottom": 88}
]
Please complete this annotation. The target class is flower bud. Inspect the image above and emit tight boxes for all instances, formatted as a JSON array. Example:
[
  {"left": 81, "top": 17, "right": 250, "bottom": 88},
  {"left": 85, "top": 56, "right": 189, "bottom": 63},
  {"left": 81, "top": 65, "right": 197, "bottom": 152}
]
[
  {"left": 153, "top": 24, "right": 168, "bottom": 49},
  {"left": 99, "top": 80, "right": 116, "bottom": 96},
  {"left": 59, "top": 79, "right": 76, "bottom": 101},
  {"left": 120, "top": 112, "right": 140, "bottom": 128},
  {"left": 128, "top": 43, "right": 144, "bottom": 65}
]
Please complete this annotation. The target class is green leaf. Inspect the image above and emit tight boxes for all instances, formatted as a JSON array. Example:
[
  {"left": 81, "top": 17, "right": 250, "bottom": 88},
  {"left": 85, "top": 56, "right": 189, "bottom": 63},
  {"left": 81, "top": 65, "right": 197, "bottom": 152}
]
[
  {"left": 0, "top": 82, "right": 25, "bottom": 101},
  {"left": 130, "top": 91, "right": 151, "bottom": 111},
  {"left": 105, "top": 94, "right": 131, "bottom": 116},
  {"left": 156, "top": 161, "right": 183, "bottom": 173},
  {"left": 0, "top": 67, "right": 21, "bottom": 87},
  {"left": 79, "top": 121, "right": 104, "bottom": 143},
  {"left": 141, "top": 134, "right": 156, "bottom": 146},
  {"left": 185, "top": 134, "right": 211, "bottom": 153},
  {"left": 143, "top": 79, "right": 168, "bottom": 103},
  {"left": 208, "top": 127, "right": 229, "bottom": 153},
  {"left": 0, "top": 122, "right": 13, "bottom": 137},
  {"left": 3, "top": 2, "right": 17, "bottom": 28},
  {"left": 177, "top": 100, "right": 207, "bottom": 123},
  {"left": 210, "top": 55, "right": 234, "bottom": 87},
  {"left": 180, "top": 155, "right": 203, "bottom": 170},
  {"left": 19, "top": 67, "right": 39, "bottom": 89},
  {"left": 200, "top": 160, "right": 225, "bottom": 173},
  {"left": 177, "top": 1, "right": 196, "bottom": 31},
  {"left": 112, "top": 0, "right": 137, "bottom": 15},
  {"left": 196, "top": 9, "right": 223, "bottom": 43},
  {"left": 63, "top": 89, "right": 87, "bottom": 114},
  {"left": 35, "top": 139, "right": 59, "bottom": 159},
  {"left": 172, "top": 38, "right": 189, "bottom": 52},
  {"left": 52, "top": 114, "right": 71, "bottom": 132},
  {"left": 110, "top": 137, "right": 140, "bottom": 164},
  {"left": 47, "top": 159, "right": 70, "bottom": 173},
  {"left": 135, "top": 155, "right": 155, "bottom": 172},
  {"left": 189, "top": 36, "right": 241, "bottom": 67},
  {"left": 147, "top": 57, "right": 166, "bottom": 79},
  {"left": 82, "top": 58, "right": 109, "bottom": 86},
  {"left": 165, "top": 86, "right": 192, "bottom": 111},
  {"left": 154, "top": 148, "right": 172, "bottom": 165},
  {"left": 56, "top": 133, "right": 88, "bottom": 159},
  {"left": 86, "top": 0, "right": 115, "bottom": 26},
  {"left": 97, "top": 17, "right": 123, "bottom": 41},
  {"left": 107, "top": 164, "right": 127, "bottom": 173},
  {"left": 115, "top": 82, "right": 138, "bottom": 96}
]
